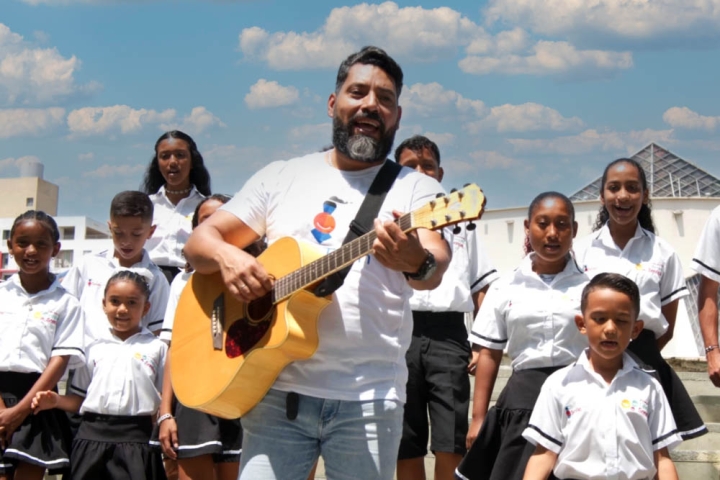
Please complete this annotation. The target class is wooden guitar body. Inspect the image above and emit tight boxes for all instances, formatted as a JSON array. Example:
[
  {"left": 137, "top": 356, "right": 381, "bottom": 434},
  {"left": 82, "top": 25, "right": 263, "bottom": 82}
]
[{"left": 171, "top": 237, "right": 330, "bottom": 419}]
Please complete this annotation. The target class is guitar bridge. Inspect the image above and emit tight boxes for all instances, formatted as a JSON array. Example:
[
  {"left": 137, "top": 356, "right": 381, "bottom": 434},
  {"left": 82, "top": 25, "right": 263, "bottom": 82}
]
[{"left": 211, "top": 293, "right": 224, "bottom": 351}]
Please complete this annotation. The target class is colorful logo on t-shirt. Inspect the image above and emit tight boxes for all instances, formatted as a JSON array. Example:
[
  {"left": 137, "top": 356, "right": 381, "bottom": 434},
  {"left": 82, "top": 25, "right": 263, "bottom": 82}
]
[
  {"left": 311, "top": 200, "right": 338, "bottom": 243},
  {"left": 32, "top": 309, "right": 59, "bottom": 325},
  {"left": 133, "top": 352, "right": 157, "bottom": 374},
  {"left": 564, "top": 405, "right": 582, "bottom": 418},
  {"left": 621, "top": 398, "right": 648, "bottom": 417}
]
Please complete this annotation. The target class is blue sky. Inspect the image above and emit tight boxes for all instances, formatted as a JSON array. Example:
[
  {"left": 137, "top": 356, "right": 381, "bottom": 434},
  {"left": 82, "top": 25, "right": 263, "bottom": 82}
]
[{"left": 2, "top": 0, "right": 720, "bottom": 221}]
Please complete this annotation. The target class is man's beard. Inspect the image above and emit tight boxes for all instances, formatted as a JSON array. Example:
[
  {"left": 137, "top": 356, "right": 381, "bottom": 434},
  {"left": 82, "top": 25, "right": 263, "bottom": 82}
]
[{"left": 332, "top": 111, "right": 397, "bottom": 164}]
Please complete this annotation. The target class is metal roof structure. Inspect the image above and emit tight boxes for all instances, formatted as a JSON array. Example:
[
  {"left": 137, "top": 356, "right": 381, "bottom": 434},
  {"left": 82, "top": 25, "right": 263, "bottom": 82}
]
[{"left": 570, "top": 143, "right": 720, "bottom": 201}]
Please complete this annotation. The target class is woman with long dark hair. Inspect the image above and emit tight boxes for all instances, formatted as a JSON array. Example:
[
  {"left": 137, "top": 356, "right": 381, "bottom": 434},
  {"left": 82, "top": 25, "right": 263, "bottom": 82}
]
[{"left": 141, "top": 130, "right": 211, "bottom": 282}]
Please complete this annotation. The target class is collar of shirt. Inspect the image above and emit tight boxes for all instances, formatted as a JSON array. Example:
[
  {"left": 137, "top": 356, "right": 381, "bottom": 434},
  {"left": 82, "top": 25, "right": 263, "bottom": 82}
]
[
  {"left": 105, "top": 326, "right": 156, "bottom": 344},
  {"left": 103, "top": 248, "right": 152, "bottom": 269},
  {"left": 575, "top": 348, "right": 639, "bottom": 387},
  {"left": 153, "top": 184, "right": 203, "bottom": 208},
  {"left": 5, "top": 273, "right": 63, "bottom": 298},
  {"left": 594, "top": 222, "right": 648, "bottom": 252},
  {"left": 517, "top": 252, "right": 584, "bottom": 286}
]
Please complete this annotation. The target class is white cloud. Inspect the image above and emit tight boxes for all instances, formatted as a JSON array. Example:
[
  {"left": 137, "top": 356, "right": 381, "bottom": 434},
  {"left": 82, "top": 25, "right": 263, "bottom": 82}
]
[
  {"left": 78, "top": 152, "right": 94, "bottom": 161},
  {"left": 238, "top": 2, "right": 486, "bottom": 69},
  {"left": 82, "top": 163, "right": 145, "bottom": 178},
  {"left": 403, "top": 82, "right": 486, "bottom": 119},
  {"left": 466, "top": 103, "right": 583, "bottom": 133},
  {"left": 485, "top": 0, "right": 720, "bottom": 43},
  {"left": 459, "top": 41, "right": 632, "bottom": 77},
  {"left": 0, "top": 107, "right": 65, "bottom": 138},
  {"left": 662, "top": 106, "right": 720, "bottom": 131},
  {"left": 160, "top": 106, "right": 225, "bottom": 134},
  {"left": 0, "top": 23, "right": 97, "bottom": 104},
  {"left": 288, "top": 123, "right": 331, "bottom": 142},
  {"left": 468, "top": 150, "right": 520, "bottom": 169},
  {"left": 67, "top": 105, "right": 176, "bottom": 136},
  {"left": 245, "top": 79, "right": 300, "bottom": 109},
  {"left": 507, "top": 128, "right": 674, "bottom": 155},
  {"left": 423, "top": 132, "right": 456, "bottom": 147},
  {"left": 0, "top": 155, "right": 42, "bottom": 173}
]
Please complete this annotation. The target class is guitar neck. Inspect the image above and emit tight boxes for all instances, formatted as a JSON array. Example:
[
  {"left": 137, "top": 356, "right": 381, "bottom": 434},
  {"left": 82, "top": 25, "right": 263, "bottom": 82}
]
[{"left": 272, "top": 213, "right": 414, "bottom": 303}]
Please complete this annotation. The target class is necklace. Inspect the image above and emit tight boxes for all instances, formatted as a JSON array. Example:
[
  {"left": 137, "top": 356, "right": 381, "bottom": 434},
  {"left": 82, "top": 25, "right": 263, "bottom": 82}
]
[{"left": 165, "top": 186, "right": 192, "bottom": 195}]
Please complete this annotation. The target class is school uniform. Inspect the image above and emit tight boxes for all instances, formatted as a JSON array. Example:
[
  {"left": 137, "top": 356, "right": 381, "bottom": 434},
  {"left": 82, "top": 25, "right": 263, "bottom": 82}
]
[
  {"left": 574, "top": 223, "right": 707, "bottom": 440},
  {"left": 399, "top": 227, "right": 498, "bottom": 459},
  {"left": 146, "top": 185, "right": 205, "bottom": 281},
  {"left": 691, "top": 204, "right": 720, "bottom": 283},
  {"left": 523, "top": 350, "right": 682, "bottom": 480},
  {"left": 62, "top": 249, "right": 170, "bottom": 338},
  {"left": 68, "top": 327, "right": 167, "bottom": 480},
  {"left": 456, "top": 254, "right": 589, "bottom": 480},
  {"left": 159, "top": 272, "right": 243, "bottom": 462},
  {"left": 0, "top": 275, "right": 84, "bottom": 475}
]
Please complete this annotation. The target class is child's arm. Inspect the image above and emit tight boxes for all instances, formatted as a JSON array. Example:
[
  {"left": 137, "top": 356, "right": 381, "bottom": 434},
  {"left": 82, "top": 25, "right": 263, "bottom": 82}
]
[
  {"left": 31, "top": 391, "right": 84, "bottom": 414},
  {"left": 698, "top": 276, "right": 720, "bottom": 386},
  {"left": 467, "top": 346, "right": 502, "bottom": 448},
  {"left": 654, "top": 447, "right": 678, "bottom": 480},
  {"left": 657, "top": 300, "right": 679, "bottom": 351},
  {"left": 523, "top": 445, "right": 557, "bottom": 480},
  {"left": 158, "top": 353, "right": 178, "bottom": 460},
  {"left": 0, "top": 356, "right": 69, "bottom": 440}
]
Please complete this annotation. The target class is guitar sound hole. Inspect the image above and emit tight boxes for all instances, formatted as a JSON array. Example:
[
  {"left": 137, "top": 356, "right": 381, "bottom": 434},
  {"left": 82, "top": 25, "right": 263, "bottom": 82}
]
[
  {"left": 247, "top": 293, "right": 273, "bottom": 325},
  {"left": 224, "top": 294, "right": 274, "bottom": 359}
]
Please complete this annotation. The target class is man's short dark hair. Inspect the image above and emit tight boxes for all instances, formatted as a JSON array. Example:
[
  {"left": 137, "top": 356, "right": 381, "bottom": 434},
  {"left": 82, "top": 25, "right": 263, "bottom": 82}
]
[
  {"left": 580, "top": 273, "right": 641, "bottom": 319},
  {"left": 110, "top": 191, "right": 154, "bottom": 222},
  {"left": 335, "top": 46, "right": 404, "bottom": 97},
  {"left": 394, "top": 135, "right": 441, "bottom": 165}
]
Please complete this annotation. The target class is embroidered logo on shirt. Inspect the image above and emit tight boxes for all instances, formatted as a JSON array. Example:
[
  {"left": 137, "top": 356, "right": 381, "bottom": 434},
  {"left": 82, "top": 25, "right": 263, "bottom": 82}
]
[
  {"left": 133, "top": 352, "right": 156, "bottom": 374},
  {"left": 87, "top": 279, "right": 102, "bottom": 288},
  {"left": 621, "top": 398, "right": 649, "bottom": 417},
  {"left": 564, "top": 405, "right": 582, "bottom": 418},
  {"left": 32, "top": 310, "right": 59, "bottom": 325},
  {"left": 311, "top": 199, "right": 340, "bottom": 243}
]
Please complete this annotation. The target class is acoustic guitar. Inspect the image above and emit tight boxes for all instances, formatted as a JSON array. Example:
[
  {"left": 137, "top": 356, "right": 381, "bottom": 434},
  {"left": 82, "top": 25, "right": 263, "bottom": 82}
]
[{"left": 171, "top": 184, "right": 486, "bottom": 419}]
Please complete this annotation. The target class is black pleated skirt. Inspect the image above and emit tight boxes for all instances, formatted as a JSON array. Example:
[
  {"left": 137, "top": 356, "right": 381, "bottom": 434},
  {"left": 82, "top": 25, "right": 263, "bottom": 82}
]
[
  {"left": 71, "top": 413, "right": 167, "bottom": 480},
  {"left": 456, "top": 367, "right": 564, "bottom": 480},
  {"left": 628, "top": 329, "right": 708, "bottom": 440},
  {"left": 0, "top": 371, "right": 71, "bottom": 475}
]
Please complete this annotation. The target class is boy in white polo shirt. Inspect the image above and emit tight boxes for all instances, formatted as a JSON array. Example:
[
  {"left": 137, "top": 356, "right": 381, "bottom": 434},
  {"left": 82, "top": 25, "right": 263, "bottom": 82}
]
[{"left": 522, "top": 273, "right": 681, "bottom": 480}]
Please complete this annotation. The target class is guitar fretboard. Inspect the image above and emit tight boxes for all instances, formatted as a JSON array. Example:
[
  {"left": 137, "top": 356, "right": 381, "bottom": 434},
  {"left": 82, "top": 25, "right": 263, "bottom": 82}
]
[{"left": 272, "top": 213, "right": 413, "bottom": 303}]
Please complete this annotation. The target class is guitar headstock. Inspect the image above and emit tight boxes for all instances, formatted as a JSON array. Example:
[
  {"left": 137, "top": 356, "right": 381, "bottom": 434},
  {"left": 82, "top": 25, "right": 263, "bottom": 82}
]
[{"left": 411, "top": 184, "right": 486, "bottom": 232}]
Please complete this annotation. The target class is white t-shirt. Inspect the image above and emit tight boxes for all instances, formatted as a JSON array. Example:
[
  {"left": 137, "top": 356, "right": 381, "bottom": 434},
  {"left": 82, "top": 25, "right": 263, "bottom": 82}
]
[
  {"left": 70, "top": 328, "right": 167, "bottom": 416},
  {"left": 62, "top": 249, "right": 170, "bottom": 339},
  {"left": 147, "top": 185, "right": 205, "bottom": 268},
  {"left": 0, "top": 275, "right": 85, "bottom": 373},
  {"left": 221, "top": 152, "right": 444, "bottom": 403},
  {"left": 409, "top": 227, "right": 498, "bottom": 313},
  {"left": 574, "top": 223, "right": 688, "bottom": 337},
  {"left": 469, "top": 254, "right": 589, "bottom": 371},
  {"left": 692, "top": 204, "right": 720, "bottom": 283},
  {"left": 523, "top": 350, "right": 682, "bottom": 480},
  {"left": 159, "top": 270, "right": 191, "bottom": 343}
]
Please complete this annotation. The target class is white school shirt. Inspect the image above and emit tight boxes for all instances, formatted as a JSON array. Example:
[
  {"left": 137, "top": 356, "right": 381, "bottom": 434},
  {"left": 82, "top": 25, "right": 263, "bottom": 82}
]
[
  {"left": 469, "top": 254, "right": 589, "bottom": 371},
  {"left": 410, "top": 227, "right": 498, "bottom": 313},
  {"left": 523, "top": 350, "right": 682, "bottom": 480},
  {"left": 69, "top": 328, "right": 167, "bottom": 416},
  {"left": 574, "top": 223, "right": 688, "bottom": 338},
  {"left": 62, "top": 249, "right": 170, "bottom": 339},
  {"left": 221, "top": 153, "right": 444, "bottom": 403},
  {"left": 146, "top": 185, "right": 205, "bottom": 268},
  {"left": 0, "top": 274, "right": 85, "bottom": 373},
  {"left": 692, "top": 204, "right": 720, "bottom": 283},
  {"left": 159, "top": 270, "right": 191, "bottom": 343}
]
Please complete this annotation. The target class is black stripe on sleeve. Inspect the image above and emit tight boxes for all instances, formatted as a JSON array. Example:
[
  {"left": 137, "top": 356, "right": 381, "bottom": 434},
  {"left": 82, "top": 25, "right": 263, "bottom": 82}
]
[
  {"left": 652, "top": 429, "right": 679, "bottom": 445},
  {"left": 160, "top": 328, "right": 172, "bottom": 333},
  {"left": 471, "top": 270, "right": 498, "bottom": 290},
  {"left": 693, "top": 258, "right": 720, "bottom": 277},
  {"left": 527, "top": 424, "right": 562, "bottom": 447},
  {"left": 472, "top": 332, "right": 508, "bottom": 344},
  {"left": 660, "top": 286, "right": 688, "bottom": 302},
  {"left": 51, "top": 346, "right": 84, "bottom": 355},
  {"left": 147, "top": 319, "right": 164, "bottom": 328},
  {"left": 69, "top": 384, "right": 87, "bottom": 395}
]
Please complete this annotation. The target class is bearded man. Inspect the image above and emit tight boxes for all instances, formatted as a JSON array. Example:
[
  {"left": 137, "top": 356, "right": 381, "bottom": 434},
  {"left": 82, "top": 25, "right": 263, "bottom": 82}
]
[{"left": 184, "top": 46, "right": 451, "bottom": 480}]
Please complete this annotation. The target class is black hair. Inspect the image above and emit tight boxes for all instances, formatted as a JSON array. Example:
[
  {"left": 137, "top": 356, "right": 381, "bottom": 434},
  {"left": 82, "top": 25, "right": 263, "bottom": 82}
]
[
  {"left": 10, "top": 210, "right": 60, "bottom": 243},
  {"left": 335, "top": 46, "right": 404, "bottom": 97},
  {"left": 523, "top": 191, "right": 575, "bottom": 255},
  {"left": 192, "top": 194, "right": 232, "bottom": 229},
  {"left": 110, "top": 191, "right": 154, "bottom": 222},
  {"left": 394, "top": 135, "right": 441, "bottom": 165},
  {"left": 592, "top": 158, "right": 655, "bottom": 234},
  {"left": 104, "top": 270, "right": 151, "bottom": 301},
  {"left": 580, "top": 272, "right": 641, "bottom": 319},
  {"left": 141, "top": 130, "right": 212, "bottom": 196}
]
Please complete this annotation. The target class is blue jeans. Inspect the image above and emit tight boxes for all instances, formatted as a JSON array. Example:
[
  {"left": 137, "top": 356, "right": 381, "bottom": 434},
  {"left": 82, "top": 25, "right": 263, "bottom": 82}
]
[{"left": 239, "top": 389, "right": 404, "bottom": 480}]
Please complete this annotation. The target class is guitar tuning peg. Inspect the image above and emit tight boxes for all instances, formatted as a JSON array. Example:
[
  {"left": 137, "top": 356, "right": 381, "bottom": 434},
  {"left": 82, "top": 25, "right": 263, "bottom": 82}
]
[
  {"left": 450, "top": 188, "right": 458, "bottom": 193},
  {"left": 466, "top": 221, "right": 477, "bottom": 231},
  {"left": 452, "top": 225, "right": 462, "bottom": 235},
  {"left": 435, "top": 193, "right": 444, "bottom": 199}
]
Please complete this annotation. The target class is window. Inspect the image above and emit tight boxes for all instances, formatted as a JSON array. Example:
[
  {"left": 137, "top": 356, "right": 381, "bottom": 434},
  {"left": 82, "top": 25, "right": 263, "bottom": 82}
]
[
  {"left": 53, "top": 250, "right": 74, "bottom": 269},
  {"left": 1, "top": 230, "right": 9, "bottom": 240},
  {"left": 1, "top": 253, "right": 8, "bottom": 268},
  {"left": 62, "top": 227, "right": 75, "bottom": 240},
  {"left": 26, "top": 197, "right": 34, "bottom": 207}
]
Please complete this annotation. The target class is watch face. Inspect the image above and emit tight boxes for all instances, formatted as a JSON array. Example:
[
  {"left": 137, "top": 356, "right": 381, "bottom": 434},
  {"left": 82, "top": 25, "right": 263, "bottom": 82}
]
[{"left": 411, "top": 250, "right": 436, "bottom": 281}]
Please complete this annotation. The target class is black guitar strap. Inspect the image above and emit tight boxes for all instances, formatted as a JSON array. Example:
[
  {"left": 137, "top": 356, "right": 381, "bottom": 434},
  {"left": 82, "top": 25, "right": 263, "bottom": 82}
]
[{"left": 313, "top": 160, "right": 403, "bottom": 297}]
